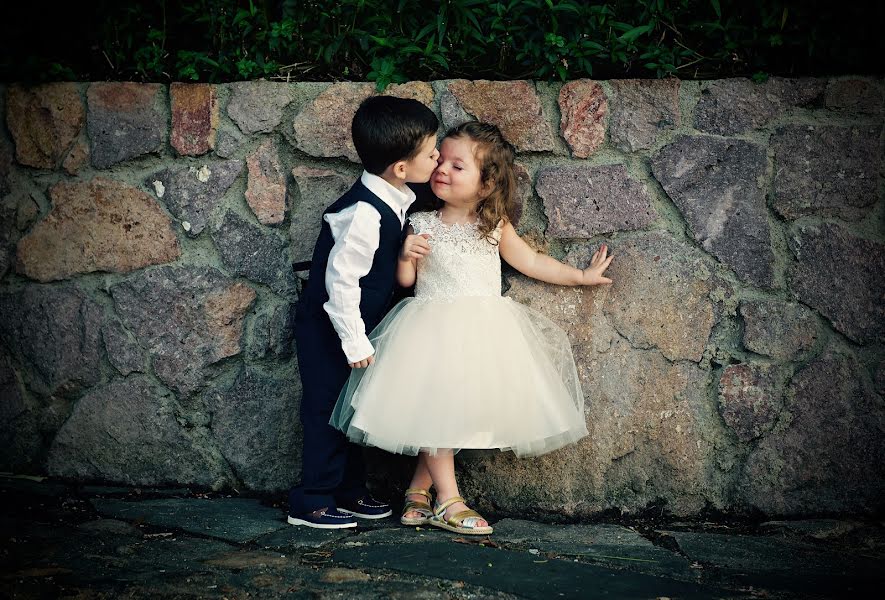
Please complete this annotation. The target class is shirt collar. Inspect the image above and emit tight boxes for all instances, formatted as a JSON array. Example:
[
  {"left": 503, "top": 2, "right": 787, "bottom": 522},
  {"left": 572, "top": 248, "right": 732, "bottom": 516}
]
[{"left": 360, "top": 171, "right": 416, "bottom": 221}]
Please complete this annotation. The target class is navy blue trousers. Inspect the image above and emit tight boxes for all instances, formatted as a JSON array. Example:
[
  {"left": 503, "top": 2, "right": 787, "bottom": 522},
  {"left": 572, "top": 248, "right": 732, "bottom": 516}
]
[{"left": 288, "top": 314, "right": 368, "bottom": 515}]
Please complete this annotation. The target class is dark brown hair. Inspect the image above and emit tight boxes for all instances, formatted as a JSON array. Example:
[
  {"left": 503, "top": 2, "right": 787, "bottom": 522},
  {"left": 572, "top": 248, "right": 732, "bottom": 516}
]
[
  {"left": 352, "top": 96, "right": 439, "bottom": 174},
  {"left": 445, "top": 121, "right": 516, "bottom": 243}
]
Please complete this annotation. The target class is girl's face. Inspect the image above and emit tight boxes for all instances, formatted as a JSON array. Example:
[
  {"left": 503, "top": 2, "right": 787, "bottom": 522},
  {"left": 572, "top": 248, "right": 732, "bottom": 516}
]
[{"left": 431, "top": 136, "right": 484, "bottom": 208}]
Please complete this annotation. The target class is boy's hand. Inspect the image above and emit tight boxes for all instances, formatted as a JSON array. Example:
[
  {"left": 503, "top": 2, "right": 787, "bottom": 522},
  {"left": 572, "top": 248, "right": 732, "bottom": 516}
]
[
  {"left": 350, "top": 355, "right": 375, "bottom": 369},
  {"left": 581, "top": 243, "right": 614, "bottom": 286},
  {"left": 400, "top": 233, "right": 432, "bottom": 261}
]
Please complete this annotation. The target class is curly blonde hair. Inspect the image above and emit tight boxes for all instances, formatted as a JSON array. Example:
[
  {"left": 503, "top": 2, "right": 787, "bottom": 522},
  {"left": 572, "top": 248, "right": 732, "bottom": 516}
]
[{"left": 445, "top": 121, "right": 517, "bottom": 243}]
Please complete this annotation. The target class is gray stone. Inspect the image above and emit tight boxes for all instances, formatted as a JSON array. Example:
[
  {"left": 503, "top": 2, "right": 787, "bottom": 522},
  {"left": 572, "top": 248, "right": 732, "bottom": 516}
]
[
  {"left": 76, "top": 518, "right": 143, "bottom": 538},
  {"left": 0, "top": 357, "right": 41, "bottom": 471},
  {"left": 788, "top": 223, "right": 884, "bottom": 345},
  {"left": 289, "top": 166, "right": 352, "bottom": 264},
  {"left": 761, "top": 519, "right": 864, "bottom": 540},
  {"left": 16, "top": 177, "right": 181, "bottom": 282},
  {"left": 652, "top": 135, "right": 774, "bottom": 288},
  {"left": 48, "top": 375, "right": 234, "bottom": 488},
  {"left": 609, "top": 79, "right": 680, "bottom": 152},
  {"left": 245, "top": 300, "right": 296, "bottom": 359},
  {"left": 110, "top": 266, "right": 256, "bottom": 396},
  {"left": 825, "top": 78, "right": 884, "bottom": 113},
  {"left": 226, "top": 81, "right": 294, "bottom": 134},
  {"left": 213, "top": 211, "right": 297, "bottom": 297},
  {"left": 599, "top": 233, "right": 717, "bottom": 362},
  {"left": 0, "top": 284, "right": 103, "bottom": 396},
  {"left": 87, "top": 82, "right": 167, "bottom": 168},
  {"left": 205, "top": 367, "right": 301, "bottom": 491},
  {"left": 255, "top": 525, "right": 351, "bottom": 550},
  {"left": 293, "top": 82, "right": 374, "bottom": 161},
  {"left": 718, "top": 363, "right": 785, "bottom": 442},
  {"left": 91, "top": 497, "right": 287, "bottom": 543},
  {"left": 147, "top": 160, "right": 244, "bottom": 236},
  {"left": 536, "top": 165, "right": 656, "bottom": 238},
  {"left": 0, "top": 131, "right": 12, "bottom": 197},
  {"left": 741, "top": 349, "right": 885, "bottom": 514},
  {"left": 439, "top": 89, "right": 472, "bottom": 131},
  {"left": 335, "top": 542, "right": 716, "bottom": 600},
  {"left": 492, "top": 519, "right": 694, "bottom": 579},
  {"left": 694, "top": 77, "right": 825, "bottom": 135},
  {"left": 740, "top": 299, "right": 818, "bottom": 360},
  {"left": 101, "top": 318, "right": 146, "bottom": 376},
  {"left": 215, "top": 122, "right": 245, "bottom": 158},
  {"left": 771, "top": 124, "right": 881, "bottom": 221}
]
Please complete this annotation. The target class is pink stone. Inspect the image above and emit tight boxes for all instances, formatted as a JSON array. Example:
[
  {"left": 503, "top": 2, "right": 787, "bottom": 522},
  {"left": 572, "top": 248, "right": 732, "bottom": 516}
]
[
  {"left": 559, "top": 80, "right": 607, "bottom": 158},
  {"left": 447, "top": 80, "right": 554, "bottom": 152},
  {"left": 171, "top": 83, "right": 218, "bottom": 156},
  {"left": 245, "top": 138, "right": 286, "bottom": 225},
  {"left": 6, "top": 83, "right": 84, "bottom": 169}
]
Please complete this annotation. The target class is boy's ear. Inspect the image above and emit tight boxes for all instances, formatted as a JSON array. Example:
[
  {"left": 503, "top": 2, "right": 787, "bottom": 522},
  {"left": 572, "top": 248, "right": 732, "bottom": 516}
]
[{"left": 392, "top": 160, "right": 408, "bottom": 181}]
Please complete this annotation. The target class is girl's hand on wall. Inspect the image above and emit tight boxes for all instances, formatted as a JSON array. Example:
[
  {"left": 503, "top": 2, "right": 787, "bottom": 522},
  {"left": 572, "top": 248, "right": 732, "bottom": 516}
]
[{"left": 581, "top": 244, "right": 614, "bottom": 286}]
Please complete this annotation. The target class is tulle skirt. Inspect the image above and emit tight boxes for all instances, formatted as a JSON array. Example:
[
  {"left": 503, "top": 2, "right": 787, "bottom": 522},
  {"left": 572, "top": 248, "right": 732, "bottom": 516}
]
[{"left": 329, "top": 295, "right": 588, "bottom": 457}]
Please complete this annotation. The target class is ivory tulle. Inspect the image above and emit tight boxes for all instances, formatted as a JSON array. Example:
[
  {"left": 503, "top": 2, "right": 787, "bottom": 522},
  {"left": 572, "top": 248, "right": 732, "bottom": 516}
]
[{"left": 329, "top": 295, "right": 588, "bottom": 457}]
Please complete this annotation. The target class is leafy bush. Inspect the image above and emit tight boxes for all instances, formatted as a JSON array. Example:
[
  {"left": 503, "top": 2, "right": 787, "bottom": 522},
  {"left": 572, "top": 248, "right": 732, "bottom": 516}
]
[{"left": 3, "top": 0, "right": 883, "bottom": 87}]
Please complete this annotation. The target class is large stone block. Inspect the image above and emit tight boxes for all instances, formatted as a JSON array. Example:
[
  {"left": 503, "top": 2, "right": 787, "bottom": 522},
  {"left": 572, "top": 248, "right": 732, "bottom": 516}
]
[
  {"left": 47, "top": 375, "right": 235, "bottom": 488},
  {"left": 558, "top": 80, "right": 607, "bottom": 158},
  {"left": 771, "top": 124, "right": 880, "bottom": 221},
  {"left": 110, "top": 266, "right": 256, "bottom": 397},
  {"left": 718, "top": 363, "right": 786, "bottom": 443},
  {"left": 170, "top": 83, "right": 218, "bottom": 156},
  {"left": 788, "top": 223, "right": 884, "bottom": 345},
  {"left": 245, "top": 300, "right": 296, "bottom": 360},
  {"left": 206, "top": 367, "right": 300, "bottom": 491},
  {"left": 87, "top": 82, "right": 166, "bottom": 168},
  {"left": 292, "top": 82, "right": 374, "bottom": 161},
  {"left": 0, "top": 356, "right": 41, "bottom": 471},
  {"left": 245, "top": 139, "right": 286, "bottom": 225},
  {"left": 693, "top": 77, "right": 825, "bottom": 135},
  {"left": 0, "top": 132, "right": 12, "bottom": 197},
  {"left": 0, "top": 285, "right": 103, "bottom": 396},
  {"left": 739, "top": 299, "right": 818, "bottom": 361},
  {"left": 536, "top": 164, "right": 655, "bottom": 238},
  {"left": 652, "top": 135, "right": 774, "bottom": 288},
  {"left": 15, "top": 177, "right": 181, "bottom": 282},
  {"left": 825, "top": 78, "right": 884, "bottom": 113},
  {"left": 600, "top": 233, "right": 718, "bottom": 362},
  {"left": 447, "top": 80, "right": 555, "bottom": 152},
  {"left": 213, "top": 211, "right": 297, "bottom": 297},
  {"left": 226, "top": 81, "right": 294, "bottom": 134},
  {"left": 147, "top": 160, "right": 244, "bottom": 236},
  {"left": 101, "top": 318, "right": 147, "bottom": 376},
  {"left": 741, "top": 350, "right": 885, "bottom": 514},
  {"left": 609, "top": 79, "right": 680, "bottom": 152},
  {"left": 289, "top": 166, "right": 352, "bottom": 264},
  {"left": 6, "top": 83, "right": 84, "bottom": 169}
]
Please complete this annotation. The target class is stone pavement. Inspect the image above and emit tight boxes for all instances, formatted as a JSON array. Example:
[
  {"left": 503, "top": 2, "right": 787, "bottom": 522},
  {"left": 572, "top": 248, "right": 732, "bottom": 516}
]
[{"left": 1, "top": 476, "right": 882, "bottom": 599}]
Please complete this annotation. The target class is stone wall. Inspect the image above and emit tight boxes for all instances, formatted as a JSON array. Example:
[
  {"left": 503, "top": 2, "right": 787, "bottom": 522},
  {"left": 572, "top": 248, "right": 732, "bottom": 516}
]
[{"left": 0, "top": 78, "right": 882, "bottom": 518}]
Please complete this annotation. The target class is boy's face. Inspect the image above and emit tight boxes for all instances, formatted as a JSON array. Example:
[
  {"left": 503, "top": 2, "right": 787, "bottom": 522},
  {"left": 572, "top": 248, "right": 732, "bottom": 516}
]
[{"left": 401, "top": 135, "right": 440, "bottom": 184}]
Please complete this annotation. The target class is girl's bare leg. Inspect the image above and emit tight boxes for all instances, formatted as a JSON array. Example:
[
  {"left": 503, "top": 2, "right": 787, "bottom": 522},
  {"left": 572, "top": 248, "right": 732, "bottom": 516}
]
[
  {"left": 403, "top": 452, "right": 433, "bottom": 519},
  {"left": 423, "top": 450, "right": 487, "bottom": 527}
]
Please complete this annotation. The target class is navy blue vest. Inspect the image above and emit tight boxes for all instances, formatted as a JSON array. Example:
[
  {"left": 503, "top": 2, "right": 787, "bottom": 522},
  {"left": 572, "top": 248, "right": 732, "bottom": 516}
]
[{"left": 298, "top": 180, "right": 405, "bottom": 335}]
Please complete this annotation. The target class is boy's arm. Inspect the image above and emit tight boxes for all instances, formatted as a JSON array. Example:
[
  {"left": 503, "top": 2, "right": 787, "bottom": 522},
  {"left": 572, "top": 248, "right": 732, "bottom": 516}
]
[
  {"left": 323, "top": 201, "right": 382, "bottom": 365},
  {"left": 499, "top": 221, "right": 613, "bottom": 286}
]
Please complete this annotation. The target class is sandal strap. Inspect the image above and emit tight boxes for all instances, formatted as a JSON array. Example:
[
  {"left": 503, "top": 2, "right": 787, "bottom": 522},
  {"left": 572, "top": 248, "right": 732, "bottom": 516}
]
[
  {"left": 434, "top": 496, "right": 466, "bottom": 515},
  {"left": 402, "top": 500, "right": 432, "bottom": 514},
  {"left": 447, "top": 509, "right": 485, "bottom": 527},
  {"left": 404, "top": 488, "right": 432, "bottom": 501}
]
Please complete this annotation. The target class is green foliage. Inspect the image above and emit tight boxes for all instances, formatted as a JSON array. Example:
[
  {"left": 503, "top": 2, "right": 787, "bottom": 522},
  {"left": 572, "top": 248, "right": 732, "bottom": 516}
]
[{"left": 5, "top": 0, "right": 883, "bottom": 85}]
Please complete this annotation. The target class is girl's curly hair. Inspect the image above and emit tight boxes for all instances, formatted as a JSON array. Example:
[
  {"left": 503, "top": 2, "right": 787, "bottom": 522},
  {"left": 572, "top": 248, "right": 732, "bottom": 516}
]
[{"left": 445, "top": 121, "right": 516, "bottom": 243}]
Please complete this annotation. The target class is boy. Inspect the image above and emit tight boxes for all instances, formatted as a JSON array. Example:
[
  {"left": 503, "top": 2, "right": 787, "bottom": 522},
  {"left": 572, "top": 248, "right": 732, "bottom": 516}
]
[{"left": 288, "top": 96, "right": 439, "bottom": 528}]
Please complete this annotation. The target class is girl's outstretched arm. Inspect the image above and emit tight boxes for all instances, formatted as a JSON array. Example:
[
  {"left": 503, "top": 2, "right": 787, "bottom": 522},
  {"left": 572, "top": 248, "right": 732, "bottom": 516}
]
[
  {"left": 397, "top": 225, "right": 431, "bottom": 287},
  {"left": 499, "top": 221, "right": 613, "bottom": 286}
]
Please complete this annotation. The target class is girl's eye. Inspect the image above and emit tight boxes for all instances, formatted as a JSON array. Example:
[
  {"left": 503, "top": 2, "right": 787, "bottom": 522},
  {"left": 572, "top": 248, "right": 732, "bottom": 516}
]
[{"left": 454, "top": 166, "right": 463, "bottom": 171}]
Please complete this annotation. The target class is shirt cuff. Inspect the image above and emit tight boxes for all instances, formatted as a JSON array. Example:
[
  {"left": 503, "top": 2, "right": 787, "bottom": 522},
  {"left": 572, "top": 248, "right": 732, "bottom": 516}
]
[{"left": 342, "top": 334, "right": 375, "bottom": 364}]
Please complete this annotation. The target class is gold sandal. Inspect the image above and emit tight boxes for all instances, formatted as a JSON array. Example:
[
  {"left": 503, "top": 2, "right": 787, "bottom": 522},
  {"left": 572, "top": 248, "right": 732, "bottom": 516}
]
[
  {"left": 428, "top": 496, "right": 493, "bottom": 535},
  {"left": 400, "top": 488, "right": 434, "bottom": 526}
]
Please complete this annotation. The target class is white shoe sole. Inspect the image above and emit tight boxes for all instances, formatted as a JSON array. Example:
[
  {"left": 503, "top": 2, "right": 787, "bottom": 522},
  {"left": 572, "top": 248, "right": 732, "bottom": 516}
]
[
  {"left": 286, "top": 515, "right": 357, "bottom": 529},
  {"left": 338, "top": 508, "right": 393, "bottom": 519}
]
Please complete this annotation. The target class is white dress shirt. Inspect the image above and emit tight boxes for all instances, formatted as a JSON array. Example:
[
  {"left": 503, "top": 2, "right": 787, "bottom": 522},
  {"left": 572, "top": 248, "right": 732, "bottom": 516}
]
[{"left": 323, "top": 171, "right": 416, "bottom": 363}]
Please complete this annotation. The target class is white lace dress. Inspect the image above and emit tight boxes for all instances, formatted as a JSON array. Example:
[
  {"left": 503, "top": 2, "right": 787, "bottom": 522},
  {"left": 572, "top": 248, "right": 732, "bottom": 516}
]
[{"left": 329, "top": 211, "right": 588, "bottom": 457}]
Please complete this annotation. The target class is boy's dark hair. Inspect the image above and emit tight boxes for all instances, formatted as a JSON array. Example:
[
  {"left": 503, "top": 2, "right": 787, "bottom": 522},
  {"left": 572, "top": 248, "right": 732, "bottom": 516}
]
[{"left": 351, "top": 96, "right": 439, "bottom": 174}]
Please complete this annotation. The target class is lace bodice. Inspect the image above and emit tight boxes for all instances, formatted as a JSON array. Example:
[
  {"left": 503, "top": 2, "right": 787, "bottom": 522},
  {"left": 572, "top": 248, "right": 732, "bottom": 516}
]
[{"left": 408, "top": 211, "right": 502, "bottom": 300}]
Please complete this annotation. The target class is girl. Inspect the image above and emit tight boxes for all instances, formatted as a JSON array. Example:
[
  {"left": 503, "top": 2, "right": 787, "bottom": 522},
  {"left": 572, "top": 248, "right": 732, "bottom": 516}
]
[{"left": 330, "top": 122, "right": 613, "bottom": 535}]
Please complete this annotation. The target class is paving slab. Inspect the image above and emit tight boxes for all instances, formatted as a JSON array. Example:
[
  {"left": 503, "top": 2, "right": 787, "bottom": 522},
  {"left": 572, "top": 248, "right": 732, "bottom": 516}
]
[
  {"left": 255, "top": 524, "right": 353, "bottom": 550},
  {"left": 91, "top": 497, "right": 287, "bottom": 543},
  {"left": 760, "top": 518, "right": 864, "bottom": 539},
  {"left": 0, "top": 476, "right": 69, "bottom": 497},
  {"left": 493, "top": 518, "right": 696, "bottom": 580},
  {"left": 334, "top": 541, "right": 725, "bottom": 600}
]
